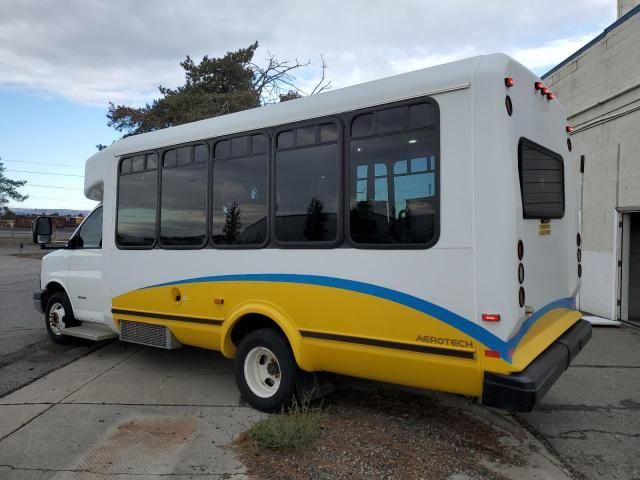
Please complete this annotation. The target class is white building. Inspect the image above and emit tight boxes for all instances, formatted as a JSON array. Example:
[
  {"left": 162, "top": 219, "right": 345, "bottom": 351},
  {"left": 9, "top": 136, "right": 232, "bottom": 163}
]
[{"left": 543, "top": 0, "right": 640, "bottom": 322}]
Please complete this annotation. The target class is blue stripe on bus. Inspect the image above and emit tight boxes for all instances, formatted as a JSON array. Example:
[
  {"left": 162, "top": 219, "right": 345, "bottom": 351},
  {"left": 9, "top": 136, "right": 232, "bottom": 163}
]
[{"left": 145, "top": 273, "right": 575, "bottom": 362}]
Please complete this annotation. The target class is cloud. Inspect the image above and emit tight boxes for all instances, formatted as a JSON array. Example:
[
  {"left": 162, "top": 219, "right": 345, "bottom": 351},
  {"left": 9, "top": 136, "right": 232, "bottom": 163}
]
[{"left": 0, "top": 0, "right": 615, "bottom": 105}]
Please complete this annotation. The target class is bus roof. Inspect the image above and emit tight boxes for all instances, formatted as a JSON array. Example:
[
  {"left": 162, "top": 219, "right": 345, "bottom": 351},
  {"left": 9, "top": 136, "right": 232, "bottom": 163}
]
[{"left": 84, "top": 53, "right": 517, "bottom": 200}]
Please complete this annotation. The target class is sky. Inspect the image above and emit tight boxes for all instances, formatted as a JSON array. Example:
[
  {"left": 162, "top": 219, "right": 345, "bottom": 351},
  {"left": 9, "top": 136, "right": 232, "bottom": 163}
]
[{"left": 0, "top": 0, "right": 618, "bottom": 211}]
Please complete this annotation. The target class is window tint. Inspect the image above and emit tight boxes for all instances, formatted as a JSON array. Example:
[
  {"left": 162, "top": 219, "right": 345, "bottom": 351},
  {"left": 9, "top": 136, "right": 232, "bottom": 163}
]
[
  {"left": 147, "top": 153, "right": 158, "bottom": 170},
  {"left": 120, "top": 158, "right": 132, "bottom": 174},
  {"left": 320, "top": 123, "right": 338, "bottom": 143},
  {"left": 519, "top": 139, "right": 564, "bottom": 219},
  {"left": 352, "top": 102, "right": 437, "bottom": 139},
  {"left": 117, "top": 154, "right": 158, "bottom": 247},
  {"left": 275, "top": 125, "right": 339, "bottom": 243},
  {"left": 160, "top": 145, "right": 208, "bottom": 246},
  {"left": 277, "top": 130, "right": 295, "bottom": 149},
  {"left": 350, "top": 130, "right": 437, "bottom": 245},
  {"left": 131, "top": 155, "right": 145, "bottom": 172},
  {"left": 75, "top": 207, "right": 103, "bottom": 249},
  {"left": 212, "top": 153, "right": 268, "bottom": 246}
]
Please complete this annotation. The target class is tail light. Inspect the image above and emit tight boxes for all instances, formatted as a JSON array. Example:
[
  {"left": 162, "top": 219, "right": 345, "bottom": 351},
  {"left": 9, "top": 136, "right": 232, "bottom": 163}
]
[
  {"left": 504, "top": 77, "right": 514, "bottom": 88},
  {"left": 482, "top": 313, "right": 501, "bottom": 322}
]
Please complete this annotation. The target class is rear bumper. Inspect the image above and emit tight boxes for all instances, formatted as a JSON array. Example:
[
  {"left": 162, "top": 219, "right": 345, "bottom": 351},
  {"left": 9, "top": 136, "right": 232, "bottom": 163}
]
[
  {"left": 33, "top": 290, "right": 45, "bottom": 313},
  {"left": 482, "top": 319, "right": 592, "bottom": 412}
]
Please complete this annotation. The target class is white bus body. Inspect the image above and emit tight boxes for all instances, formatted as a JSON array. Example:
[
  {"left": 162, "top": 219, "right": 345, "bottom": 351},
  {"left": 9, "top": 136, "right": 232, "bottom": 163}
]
[{"left": 34, "top": 53, "right": 591, "bottom": 412}]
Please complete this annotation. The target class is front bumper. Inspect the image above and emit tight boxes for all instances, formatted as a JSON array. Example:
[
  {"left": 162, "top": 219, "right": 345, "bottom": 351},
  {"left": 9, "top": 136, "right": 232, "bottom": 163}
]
[
  {"left": 482, "top": 319, "right": 592, "bottom": 412},
  {"left": 33, "top": 290, "right": 45, "bottom": 313}
]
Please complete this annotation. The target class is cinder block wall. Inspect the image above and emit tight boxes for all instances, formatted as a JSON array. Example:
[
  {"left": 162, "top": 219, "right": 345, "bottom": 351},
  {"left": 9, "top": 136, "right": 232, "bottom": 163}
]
[{"left": 544, "top": 11, "right": 640, "bottom": 318}]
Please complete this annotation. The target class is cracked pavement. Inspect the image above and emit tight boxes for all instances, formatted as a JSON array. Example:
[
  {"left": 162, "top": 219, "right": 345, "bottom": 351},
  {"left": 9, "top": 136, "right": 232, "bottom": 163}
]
[
  {"left": 0, "top": 343, "right": 265, "bottom": 479},
  {"left": 517, "top": 325, "right": 640, "bottom": 480}
]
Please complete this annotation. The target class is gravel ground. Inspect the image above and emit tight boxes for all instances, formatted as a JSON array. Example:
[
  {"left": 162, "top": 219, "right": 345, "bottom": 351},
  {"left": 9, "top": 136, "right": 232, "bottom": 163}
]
[{"left": 236, "top": 389, "right": 522, "bottom": 480}]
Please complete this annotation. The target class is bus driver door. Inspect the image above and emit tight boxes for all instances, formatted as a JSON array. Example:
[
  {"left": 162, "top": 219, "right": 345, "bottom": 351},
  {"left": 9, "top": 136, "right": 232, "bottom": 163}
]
[{"left": 66, "top": 206, "right": 105, "bottom": 323}]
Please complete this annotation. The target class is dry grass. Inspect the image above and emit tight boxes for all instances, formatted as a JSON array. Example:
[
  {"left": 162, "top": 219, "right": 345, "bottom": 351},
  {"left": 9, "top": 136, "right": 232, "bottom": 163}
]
[
  {"left": 235, "top": 389, "right": 519, "bottom": 480},
  {"left": 237, "top": 401, "right": 323, "bottom": 451}
]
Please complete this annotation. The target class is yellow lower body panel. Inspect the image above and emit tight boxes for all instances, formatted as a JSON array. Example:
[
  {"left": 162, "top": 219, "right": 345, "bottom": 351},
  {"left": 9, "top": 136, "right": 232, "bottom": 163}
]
[{"left": 111, "top": 275, "right": 581, "bottom": 399}]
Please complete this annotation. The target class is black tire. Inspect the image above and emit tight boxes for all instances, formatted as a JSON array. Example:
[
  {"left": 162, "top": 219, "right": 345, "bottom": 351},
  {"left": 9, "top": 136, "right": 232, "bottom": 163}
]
[
  {"left": 44, "top": 292, "right": 75, "bottom": 345},
  {"left": 234, "top": 328, "right": 297, "bottom": 412}
]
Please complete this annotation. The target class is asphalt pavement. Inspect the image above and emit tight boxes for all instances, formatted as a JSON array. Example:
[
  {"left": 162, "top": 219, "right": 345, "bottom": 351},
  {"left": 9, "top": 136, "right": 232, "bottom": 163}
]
[
  {"left": 518, "top": 325, "right": 640, "bottom": 480},
  {"left": 0, "top": 239, "right": 99, "bottom": 398}
]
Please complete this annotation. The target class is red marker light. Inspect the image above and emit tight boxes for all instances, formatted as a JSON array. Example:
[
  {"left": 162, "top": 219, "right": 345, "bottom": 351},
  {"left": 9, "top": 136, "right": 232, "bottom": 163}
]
[
  {"left": 547, "top": 92, "right": 555, "bottom": 100},
  {"left": 566, "top": 125, "right": 574, "bottom": 133},
  {"left": 534, "top": 81, "right": 543, "bottom": 91},
  {"left": 482, "top": 313, "right": 501, "bottom": 322},
  {"left": 541, "top": 87, "right": 549, "bottom": 95},
  {"left": 485, "top": 350, "right": 501, "bottom": 358},
  {"left": 504, "top": 77, "right": 514, "bottom": 88}
]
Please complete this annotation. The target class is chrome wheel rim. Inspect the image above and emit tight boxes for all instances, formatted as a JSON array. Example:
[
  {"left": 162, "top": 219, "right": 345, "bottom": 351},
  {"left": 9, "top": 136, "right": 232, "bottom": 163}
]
[
  {"left": 244, "top": 346, "right": 281, "bottom": 398},
  {"left": 48, "top": 302, "right": 65, "bottom": 336}
]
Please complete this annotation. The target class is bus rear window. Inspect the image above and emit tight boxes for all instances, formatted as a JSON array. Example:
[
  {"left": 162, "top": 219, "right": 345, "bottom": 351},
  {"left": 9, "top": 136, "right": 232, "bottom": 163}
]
[{"left": 518, "top": 139, "right": 564, "bottom": 219}]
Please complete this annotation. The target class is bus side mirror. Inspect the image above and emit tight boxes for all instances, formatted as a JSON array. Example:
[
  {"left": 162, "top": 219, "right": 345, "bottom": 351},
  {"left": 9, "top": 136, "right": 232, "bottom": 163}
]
[{"left": 32, "top": 216, "right": 53, "bottom": 245}]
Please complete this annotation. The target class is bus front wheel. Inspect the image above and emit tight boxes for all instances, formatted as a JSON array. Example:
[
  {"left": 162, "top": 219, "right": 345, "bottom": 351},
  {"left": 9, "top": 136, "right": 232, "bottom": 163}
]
[
  {"left": 234, "top": 328, "right": 296, "bottom": 412},
  {"left": 44, "top": 292, "right": 75, "bottom": 345}
]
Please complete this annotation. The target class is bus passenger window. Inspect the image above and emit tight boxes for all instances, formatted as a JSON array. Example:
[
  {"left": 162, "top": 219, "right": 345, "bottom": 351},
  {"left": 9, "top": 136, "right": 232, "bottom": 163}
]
[
  {"left": 160, "top": 144, "right": 208, "bottom": 247},
  {"left": 275, "top": 124, "right": 339, "bottom": 244},
  {"left": 349, "top": 101, "right": 438, "bottom": 247},
  {"left": 117, "top": 154, "right": 157, "bottom": 248},
  {"left": 212, "top": 134, "right": 268, "bottom": 246}
]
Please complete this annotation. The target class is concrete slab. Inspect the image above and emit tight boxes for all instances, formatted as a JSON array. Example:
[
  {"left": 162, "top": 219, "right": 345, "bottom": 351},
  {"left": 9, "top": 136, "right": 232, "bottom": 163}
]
[
  {"left": 0, "top": 404, "right": 50, "bottom": 439},
  {"left": 0, "top": 343, "right": 138, "bottom": 406},
  {"left": 0, "top": 403, "right": 263, "bottom": 479},
  {"left": 64, "top": 346, "right": 241, "bottom": 406}
]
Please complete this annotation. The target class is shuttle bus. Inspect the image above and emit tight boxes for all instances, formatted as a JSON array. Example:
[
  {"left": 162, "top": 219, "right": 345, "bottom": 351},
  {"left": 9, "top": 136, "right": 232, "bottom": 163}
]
[{"left": 33, "top": 53, "right": 591, "bottom": 412}]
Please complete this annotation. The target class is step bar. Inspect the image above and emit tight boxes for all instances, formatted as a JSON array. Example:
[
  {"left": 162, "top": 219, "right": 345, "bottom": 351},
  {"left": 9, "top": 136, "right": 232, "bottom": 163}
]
[{"left": 62, "top": 323, "right": 118, "bottom": 341}]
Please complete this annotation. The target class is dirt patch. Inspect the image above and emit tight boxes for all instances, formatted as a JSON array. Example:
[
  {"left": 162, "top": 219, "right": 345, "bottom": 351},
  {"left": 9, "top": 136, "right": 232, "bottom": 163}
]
[
  {"left": 236, "top": 389, "right": 522, "bottom": 480},
  {"left": 66, "top": 415, "right": 197, "bottom": 478}
]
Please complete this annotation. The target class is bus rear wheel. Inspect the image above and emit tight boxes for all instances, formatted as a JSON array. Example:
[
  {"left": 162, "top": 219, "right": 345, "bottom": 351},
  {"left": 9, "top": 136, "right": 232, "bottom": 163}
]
[{"left": 234, "top": 328, "right": 296, "bottom": 412}]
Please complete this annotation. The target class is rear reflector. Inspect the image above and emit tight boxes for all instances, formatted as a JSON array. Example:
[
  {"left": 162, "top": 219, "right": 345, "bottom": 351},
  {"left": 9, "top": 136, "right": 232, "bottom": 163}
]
[
  {"left": 485, "top": 350, "right": 501, "bottom": 358},
  {"left": 482, "top": 313, "right": 501, "bottom": 322}
]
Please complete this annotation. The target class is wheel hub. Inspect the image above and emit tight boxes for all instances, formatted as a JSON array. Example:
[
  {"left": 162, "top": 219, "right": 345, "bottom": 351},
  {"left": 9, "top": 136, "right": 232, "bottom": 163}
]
[
  {"left": 244, "top": 346, "right": 282, "bottom": 398},
  {"left": 48, "top": 303, "right": 66, "bottom": 336}
]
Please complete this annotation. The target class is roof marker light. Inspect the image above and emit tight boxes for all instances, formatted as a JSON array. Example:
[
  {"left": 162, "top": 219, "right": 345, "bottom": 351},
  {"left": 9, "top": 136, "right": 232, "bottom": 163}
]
[
  {"left": 482, "top": 313, "right": 501, "bottom": 322},
  {"left": 504, "top": 77, "right": 514, "bottom": 88},
  {"left": 547, "top": 92, "right": 555, "bottom": 100},
  {"left": 541, "top": 87, "right": 549, "bottom": 95},
  {"left": 534, "top": 81, "right": 543, "bottom": 91}
]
